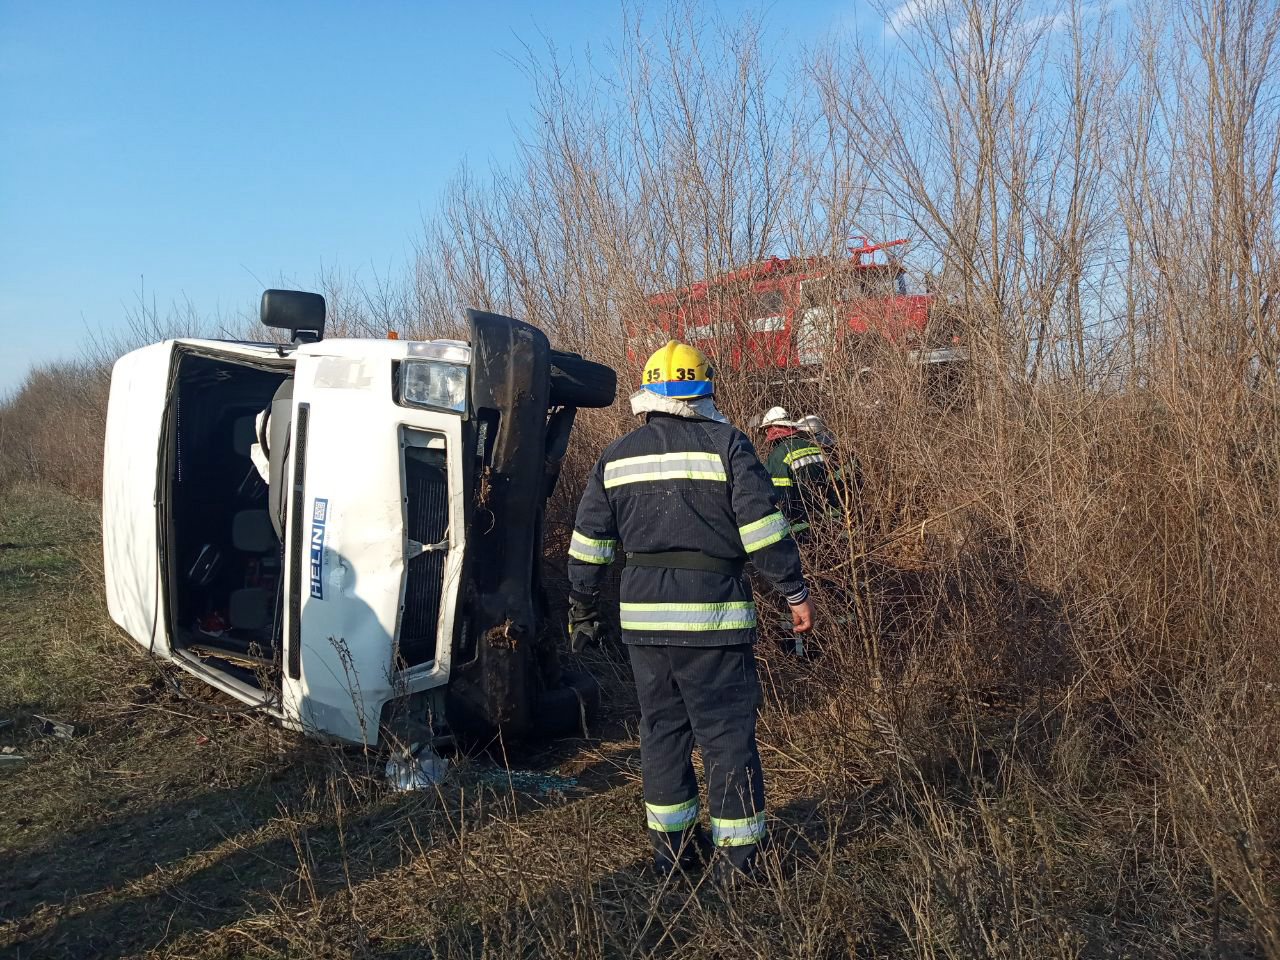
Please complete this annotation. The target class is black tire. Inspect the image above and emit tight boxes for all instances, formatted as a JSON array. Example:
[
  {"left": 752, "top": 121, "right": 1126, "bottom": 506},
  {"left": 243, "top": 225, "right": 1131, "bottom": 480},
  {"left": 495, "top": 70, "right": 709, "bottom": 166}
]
[
  {"left": 549, "top": 351, "right": 617, "bottom": 409},
  {"left": 531, "top": 668, "right": 602, "bottom": 737}
]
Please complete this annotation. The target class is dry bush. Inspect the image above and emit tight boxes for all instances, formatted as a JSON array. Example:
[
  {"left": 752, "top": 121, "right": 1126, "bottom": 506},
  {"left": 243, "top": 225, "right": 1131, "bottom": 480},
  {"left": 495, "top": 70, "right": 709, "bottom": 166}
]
[{"left": 0, "top": 361, "right": 114, "bottom": 497}]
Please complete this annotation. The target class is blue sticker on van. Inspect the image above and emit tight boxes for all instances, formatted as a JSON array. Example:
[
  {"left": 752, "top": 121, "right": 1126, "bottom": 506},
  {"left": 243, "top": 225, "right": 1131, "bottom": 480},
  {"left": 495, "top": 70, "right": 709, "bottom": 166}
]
[{"left": 309, "top": 498, "right": 328, "bottom": 599}]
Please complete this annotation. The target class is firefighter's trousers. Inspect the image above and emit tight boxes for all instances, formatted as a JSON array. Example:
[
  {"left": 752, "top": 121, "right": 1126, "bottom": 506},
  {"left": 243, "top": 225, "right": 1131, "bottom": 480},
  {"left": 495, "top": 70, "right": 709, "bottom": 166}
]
[{"left": 628, "top": 642, "right": 766, "bottom": 872}]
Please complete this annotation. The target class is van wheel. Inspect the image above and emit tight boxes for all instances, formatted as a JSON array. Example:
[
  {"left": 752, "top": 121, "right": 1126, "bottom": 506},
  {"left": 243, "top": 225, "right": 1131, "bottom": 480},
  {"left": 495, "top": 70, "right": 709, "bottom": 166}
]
[
  {"left": 549, "top": 351, "right": 617, "bottom": 409},
  {"left": 532, "top": 669, "right": 601, "bottom": 737}
]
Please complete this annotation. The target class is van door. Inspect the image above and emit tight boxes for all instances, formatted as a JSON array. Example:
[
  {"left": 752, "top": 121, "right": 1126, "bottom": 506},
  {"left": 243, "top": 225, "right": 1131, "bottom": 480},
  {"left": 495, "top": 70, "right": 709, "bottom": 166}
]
[{"left": 103, "top": 341, "right": 178, "bottom": 657}]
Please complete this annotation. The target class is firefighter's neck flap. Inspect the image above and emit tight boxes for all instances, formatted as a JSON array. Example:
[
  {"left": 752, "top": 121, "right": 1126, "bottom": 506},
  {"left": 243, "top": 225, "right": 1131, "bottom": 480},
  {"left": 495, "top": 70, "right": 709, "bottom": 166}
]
[{"left": 629, "top": 387, "right": 728, "bottom": 423}]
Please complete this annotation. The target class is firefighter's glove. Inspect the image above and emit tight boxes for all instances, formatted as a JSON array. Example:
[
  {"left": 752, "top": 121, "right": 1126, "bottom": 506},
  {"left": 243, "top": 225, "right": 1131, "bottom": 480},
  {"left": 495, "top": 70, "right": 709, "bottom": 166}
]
[{"left": 568, "top": 592, "right": 609, "bottom": 653}]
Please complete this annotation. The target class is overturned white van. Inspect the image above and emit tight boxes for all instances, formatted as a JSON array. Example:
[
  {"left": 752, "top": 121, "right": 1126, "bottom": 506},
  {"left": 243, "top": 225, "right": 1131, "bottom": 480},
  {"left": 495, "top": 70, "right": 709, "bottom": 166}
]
[{"left": 103, "top": 290, "right": 615, "bottom": 747}]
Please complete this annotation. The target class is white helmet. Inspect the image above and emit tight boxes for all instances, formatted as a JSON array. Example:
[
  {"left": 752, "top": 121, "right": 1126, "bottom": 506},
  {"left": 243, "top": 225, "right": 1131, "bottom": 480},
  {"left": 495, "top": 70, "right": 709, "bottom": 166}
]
[
  {"left": 800, "top": 414, "right": 836, "bottom": 446},
  {"left": 760, "top": 406, "right": 793, "bottom": 428}
]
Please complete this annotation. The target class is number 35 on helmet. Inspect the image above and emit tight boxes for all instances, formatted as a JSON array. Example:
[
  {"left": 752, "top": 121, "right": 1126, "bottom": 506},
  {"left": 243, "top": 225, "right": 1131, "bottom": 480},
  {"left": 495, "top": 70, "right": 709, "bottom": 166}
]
[{"left": 641, "top": 340, "right": 714, "bottom": 398}]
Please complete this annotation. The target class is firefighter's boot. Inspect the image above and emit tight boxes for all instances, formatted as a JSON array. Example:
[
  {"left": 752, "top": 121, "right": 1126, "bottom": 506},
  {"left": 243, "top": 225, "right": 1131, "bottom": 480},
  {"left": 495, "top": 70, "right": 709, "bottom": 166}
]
[{"left": 651, "top": 823, "right": 714, "bottom": 878}]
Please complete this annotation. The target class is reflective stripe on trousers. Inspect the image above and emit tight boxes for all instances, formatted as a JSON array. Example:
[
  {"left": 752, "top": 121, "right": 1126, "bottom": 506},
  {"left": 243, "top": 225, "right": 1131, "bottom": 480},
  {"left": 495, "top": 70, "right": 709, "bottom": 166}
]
[
  {"left": 711, "top": 811, "right": 766, "bottom": 847},
  {"left": 646, "top": 797, "right": 699, "bottom": 832}
]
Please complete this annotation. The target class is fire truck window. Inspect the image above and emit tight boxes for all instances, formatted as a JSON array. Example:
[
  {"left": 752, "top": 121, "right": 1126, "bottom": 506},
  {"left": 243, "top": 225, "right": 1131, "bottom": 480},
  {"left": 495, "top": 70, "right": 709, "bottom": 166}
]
[
  {"left": 864, "top": 268, "right": 899, "bottom": 297},
  {"left": 753, "top": 290, "right": 783, "bottom": 315}
]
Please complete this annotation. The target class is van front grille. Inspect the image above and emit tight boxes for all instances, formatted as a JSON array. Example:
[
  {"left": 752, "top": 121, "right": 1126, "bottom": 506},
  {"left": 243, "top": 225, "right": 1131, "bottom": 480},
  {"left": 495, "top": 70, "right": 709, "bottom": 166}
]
[{"left": 401, "top": 447, "right": 449, "bottom": 667}]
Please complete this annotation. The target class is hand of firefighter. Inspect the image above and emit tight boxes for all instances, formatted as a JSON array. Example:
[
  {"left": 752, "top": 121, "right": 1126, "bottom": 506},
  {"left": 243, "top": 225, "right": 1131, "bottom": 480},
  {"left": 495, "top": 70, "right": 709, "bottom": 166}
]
[
  {"left": 788, "top": 599, "right": 814, "bottom": 634},
  {"left": 568, "top": 592, "right": 610, "bottom": 653}
]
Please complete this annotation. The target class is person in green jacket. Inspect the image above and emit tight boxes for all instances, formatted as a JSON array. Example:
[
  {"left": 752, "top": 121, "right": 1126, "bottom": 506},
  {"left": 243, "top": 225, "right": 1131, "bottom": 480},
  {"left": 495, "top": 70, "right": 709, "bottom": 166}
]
[{"left": 759, "top": 406, "right": 840, "bottom": 537}]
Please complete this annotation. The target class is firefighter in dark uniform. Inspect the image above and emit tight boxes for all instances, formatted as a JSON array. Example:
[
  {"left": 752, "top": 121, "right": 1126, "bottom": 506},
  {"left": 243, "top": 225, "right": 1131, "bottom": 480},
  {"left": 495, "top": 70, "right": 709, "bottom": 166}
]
[
  {"left": 759, "top": 406, "right": 840, "bottom": 537},
  {"left": 566, "top": 341, "right": 814, "bottom": 880}
]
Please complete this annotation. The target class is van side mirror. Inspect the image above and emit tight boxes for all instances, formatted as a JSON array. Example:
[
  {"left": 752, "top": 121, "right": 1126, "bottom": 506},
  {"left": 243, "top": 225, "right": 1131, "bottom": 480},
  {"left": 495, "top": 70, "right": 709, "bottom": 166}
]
[{"left": 261, "top": 289, "right": 326, "bottom": 343}]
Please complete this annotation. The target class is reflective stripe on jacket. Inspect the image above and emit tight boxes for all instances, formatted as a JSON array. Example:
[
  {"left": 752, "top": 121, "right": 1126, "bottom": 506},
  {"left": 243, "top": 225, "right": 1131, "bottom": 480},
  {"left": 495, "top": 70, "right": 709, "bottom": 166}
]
[
  {"left": 765, "top": 433, "right": 839, "bottom": 531},
  {"left": 568, "top": 412, "right": 807, "bottom": 646}
]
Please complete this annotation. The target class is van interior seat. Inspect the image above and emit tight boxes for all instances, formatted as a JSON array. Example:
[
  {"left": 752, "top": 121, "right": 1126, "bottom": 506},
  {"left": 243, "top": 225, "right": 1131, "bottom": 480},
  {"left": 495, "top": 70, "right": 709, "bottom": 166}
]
[
  {"left": 229, "top": 587, "right": 272, "bottom": 631},
  {"left": 264, "top": 379, "right": 294, "bottom": 538},
  {"left": 232, "top": 510, "right": 276, "bottom": 553}
]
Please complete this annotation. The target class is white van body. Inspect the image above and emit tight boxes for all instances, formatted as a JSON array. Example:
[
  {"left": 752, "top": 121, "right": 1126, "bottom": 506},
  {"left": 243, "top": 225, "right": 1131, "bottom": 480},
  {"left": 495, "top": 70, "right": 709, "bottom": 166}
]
[
  {"left": 103, "top": 337, "right": 468, "bottom": 744},
  {"left": 102, "top": 299, "right": 613, "bottom": 748}
]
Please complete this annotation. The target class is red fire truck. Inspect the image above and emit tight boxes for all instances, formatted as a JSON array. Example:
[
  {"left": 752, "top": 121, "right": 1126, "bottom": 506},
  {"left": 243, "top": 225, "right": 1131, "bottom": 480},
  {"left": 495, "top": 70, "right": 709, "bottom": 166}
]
[{"left": 630, "top": 239, "right": 963, "bottom": 377}]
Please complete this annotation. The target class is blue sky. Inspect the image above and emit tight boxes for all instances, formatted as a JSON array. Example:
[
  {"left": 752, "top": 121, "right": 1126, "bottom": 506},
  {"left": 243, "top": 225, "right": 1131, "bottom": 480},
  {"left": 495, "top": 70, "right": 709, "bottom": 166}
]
[{"left": 0, "top": 1, "right": 883, "bottom": 393}]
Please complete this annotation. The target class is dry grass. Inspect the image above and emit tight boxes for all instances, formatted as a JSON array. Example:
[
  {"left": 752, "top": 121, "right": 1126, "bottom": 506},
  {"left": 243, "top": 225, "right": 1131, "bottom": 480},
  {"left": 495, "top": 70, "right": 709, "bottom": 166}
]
[{"left": 1, "top": 421, "right": 1277, "bottom": 958}]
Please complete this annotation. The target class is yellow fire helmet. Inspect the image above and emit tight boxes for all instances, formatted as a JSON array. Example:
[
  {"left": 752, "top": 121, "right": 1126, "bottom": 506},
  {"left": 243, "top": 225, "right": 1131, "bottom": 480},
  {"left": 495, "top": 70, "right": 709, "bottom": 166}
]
[{"left": 640, "top": 340, "right": 715, "bottom": 399}]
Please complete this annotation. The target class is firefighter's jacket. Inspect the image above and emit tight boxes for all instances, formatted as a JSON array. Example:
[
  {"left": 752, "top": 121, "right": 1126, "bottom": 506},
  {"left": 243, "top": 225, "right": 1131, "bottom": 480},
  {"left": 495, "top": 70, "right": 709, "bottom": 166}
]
[
  {"left": 568, "top": 412, "right": 808, "bottom": 646},
  {"left": 765, "top": 432, "right": 839, "bottom": 532}
]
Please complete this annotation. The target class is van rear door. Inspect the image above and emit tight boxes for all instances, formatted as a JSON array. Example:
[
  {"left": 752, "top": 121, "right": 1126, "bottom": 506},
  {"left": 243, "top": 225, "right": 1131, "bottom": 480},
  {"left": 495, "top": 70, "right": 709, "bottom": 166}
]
[{"left": 103, "top": 341, "right": 176, "bottom": 656}]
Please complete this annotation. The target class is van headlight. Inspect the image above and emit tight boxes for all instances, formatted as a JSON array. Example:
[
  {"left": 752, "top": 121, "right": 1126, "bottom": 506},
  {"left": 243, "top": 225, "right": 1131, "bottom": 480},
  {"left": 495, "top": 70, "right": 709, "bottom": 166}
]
[{"left": 399, "top": 360, "right": 468, "bottom": 414}]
